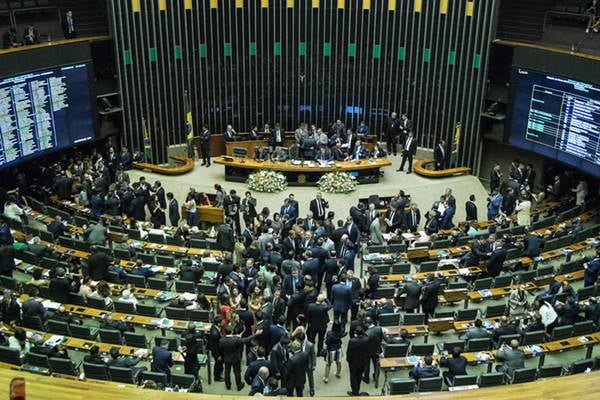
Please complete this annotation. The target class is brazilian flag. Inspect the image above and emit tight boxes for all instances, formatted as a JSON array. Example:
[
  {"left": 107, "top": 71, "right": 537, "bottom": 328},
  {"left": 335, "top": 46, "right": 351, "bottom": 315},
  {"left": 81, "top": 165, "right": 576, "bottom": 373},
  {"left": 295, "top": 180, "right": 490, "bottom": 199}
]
[
  {"left": 143, "top": 118, "right": 152, "bottom": 163},
  {"left": 185, "top": 91, "right": 194, "bottom": 157}
]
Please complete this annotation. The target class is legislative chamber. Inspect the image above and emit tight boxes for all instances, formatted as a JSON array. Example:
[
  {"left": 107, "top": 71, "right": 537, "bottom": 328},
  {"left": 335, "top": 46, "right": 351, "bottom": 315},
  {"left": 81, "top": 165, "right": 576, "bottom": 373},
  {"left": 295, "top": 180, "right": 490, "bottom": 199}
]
[{"left": 1, "top": 1, "right": 600, "bottom": 399}]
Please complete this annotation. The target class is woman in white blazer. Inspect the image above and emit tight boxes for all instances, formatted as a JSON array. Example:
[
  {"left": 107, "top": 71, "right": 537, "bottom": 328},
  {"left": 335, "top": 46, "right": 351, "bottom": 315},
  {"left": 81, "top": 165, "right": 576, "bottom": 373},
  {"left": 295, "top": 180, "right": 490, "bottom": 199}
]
[{"left": 515, "top": 197, "right": 531, "bottom": 226}]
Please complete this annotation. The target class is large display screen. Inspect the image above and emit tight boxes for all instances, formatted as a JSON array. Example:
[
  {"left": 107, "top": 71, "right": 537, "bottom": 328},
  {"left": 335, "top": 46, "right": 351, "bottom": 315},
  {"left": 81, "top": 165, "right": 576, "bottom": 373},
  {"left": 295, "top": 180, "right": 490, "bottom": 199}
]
[
  {"left": 508, "top": 68, "right": 600, "bottom": 176},
  {"left": 0, "top": 63, "right": 95, "bottom": 169}
]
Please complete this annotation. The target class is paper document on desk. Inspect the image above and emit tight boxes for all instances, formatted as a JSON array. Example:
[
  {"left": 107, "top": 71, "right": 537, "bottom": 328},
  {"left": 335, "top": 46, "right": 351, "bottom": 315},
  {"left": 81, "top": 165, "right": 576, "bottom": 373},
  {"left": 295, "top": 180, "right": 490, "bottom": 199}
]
[
  {"left": 203, "top": 257, "right": 219, "bottom": 264},
  {"left": 41, "top": 300, "right": 61, "bottom": 311},
  {"left": 180, "top": 292, "right": 196, "bottom": 301},
  {"left": 44, "top": 335, "right": 65, "bottom": 347},
  {"left": 164, "top": 267, "right": 177, "bottom": 275},
  {"left": 458, "top": 268, "right": 472, "bottom": 276}
]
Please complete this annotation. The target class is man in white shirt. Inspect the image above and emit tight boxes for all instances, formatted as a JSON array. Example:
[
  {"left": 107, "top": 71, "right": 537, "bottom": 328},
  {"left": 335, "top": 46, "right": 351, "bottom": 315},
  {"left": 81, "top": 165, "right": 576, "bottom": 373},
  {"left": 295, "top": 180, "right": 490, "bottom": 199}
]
[{"left": 3, "top": 197, "right": 23, "bottom": 221}]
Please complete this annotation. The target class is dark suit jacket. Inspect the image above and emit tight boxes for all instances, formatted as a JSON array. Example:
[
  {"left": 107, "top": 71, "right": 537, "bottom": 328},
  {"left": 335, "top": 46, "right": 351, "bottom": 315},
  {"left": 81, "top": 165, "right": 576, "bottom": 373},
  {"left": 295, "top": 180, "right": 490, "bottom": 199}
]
[
  {"left": 465, "top": 201, "right": 478, "bottom": 221},
  {"left": 346, "top": 335, "right": 370, "bottom": 367},
  {"left": 249, "top": 374, "right": 267, "bottom": 395},
  {"left": 219, "top": 335, "right": 254, "bottom": 364},
  {"left": 309, "top": 198, "right": 328, "bottom": 220},
  {"left": 331, "top": 283, "right": 352, "bottom": 313},
  {"left": 486, "top": 248, "right": 507, "bottom": 277},
  {"left": 401, "top": 282, "right": 422, "bottom": 310},
  {"left": 365, "top": 325, "right": 384, "bottom": 356},
  {"left": 150, "top": 346, "right": 173, "bottom": 375},
  {"left": 245, "top": 359, "right": 273, "bottom": 384},
  {"left": 421, "top": 281, "right": 441, "bottom": 311},
  {"left": 285, "top": 351, "right": 309, "bottom": 387},
  {"left": 439, "top": 356, "right": 468, "bottom": 379},
  {"left": 49, "top": 276, "right": 72, "bottom": 303},
  {"left": 434, "top": 145, "right": 446, "bottom": 166},
  {"left": 270, "top": 342, "right": 288, "bottom": 375},
  {"left": 168, "top": 199, "right": 180, "bottom": 225},
  {"left": 403, "top": 137, "right": 417, "bottom": 156},
  {"left": 404, "top": 209, "right": 421, "bottom": 231},
  {"left": 306, "top": 302, "right": 332, "bottom": 332}
]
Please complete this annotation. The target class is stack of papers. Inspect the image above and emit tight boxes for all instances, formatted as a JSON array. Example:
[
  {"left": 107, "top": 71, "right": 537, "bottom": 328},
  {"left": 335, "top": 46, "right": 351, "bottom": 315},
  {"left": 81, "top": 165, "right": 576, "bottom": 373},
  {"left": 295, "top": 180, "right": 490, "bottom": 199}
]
[
  {"left": 154, "top": 318, "right": 174, "bottom": 328},
  {"left": 478, "top": 289, "right": 493, "bottom": 298},
  {"left": 41, "top": 300, "right": 61, "bottom": 311},
  {"left": 154, "top": 292, "right": 176, "bottom": 302},
  {"left": 44, "top": 335, "right": 65, "bottom": 348}
]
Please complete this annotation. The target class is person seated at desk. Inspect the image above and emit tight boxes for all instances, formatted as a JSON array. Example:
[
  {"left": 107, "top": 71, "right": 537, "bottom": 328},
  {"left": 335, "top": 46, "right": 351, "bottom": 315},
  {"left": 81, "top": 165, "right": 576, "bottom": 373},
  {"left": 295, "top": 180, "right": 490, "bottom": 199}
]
[
  {"left": 495, "top": 339, "right": 524, "bottom": 376},
  {"left": 2, "top": 28, "right": 18, "bottom": 49},
  {"left": 315, "top": 145, "right": 332, "bottom": 162},
  {"left": 248, "top": 125, "right": 260, "bottom": 140},
  {"left": 331, "top": 142, "right": 347, "bottom": 161},
  {"left": 224, "top": 124, "right": 238, "bottom": 142},
  {"left": 409, "top": 355, "right": 440, "bottom": 381},
  {"left": 23, "top": 24, "right": 39, "bottom": 45},
  {"left": 371, "top": 143, "right": 386, "bottom": 158},
  {"left": 356, "top": 120, "right": 369, "bottom": 139},
  {"left": 346, "top": 140, "right": 368, "bottom": 161},
  {"left": 341, "top": 129, "right": 357, "bottom": 154},
  {"left": 301, "top": 132, "right": 317, "bottom": 160},
  {"left": 459, "top": 319, "right": 490, "bottom": 340},
  {"left": 439, "top": 347, "right": 468, "bottom": 386},
  {"left": 328, "top": 130, "right": 346, "bottom": 148}
]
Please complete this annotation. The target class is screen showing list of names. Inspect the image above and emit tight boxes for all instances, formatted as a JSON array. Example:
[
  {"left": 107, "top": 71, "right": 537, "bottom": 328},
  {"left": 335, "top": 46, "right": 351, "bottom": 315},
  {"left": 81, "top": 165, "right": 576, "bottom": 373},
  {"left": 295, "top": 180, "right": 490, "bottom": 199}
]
[
  {"left": 0, "top": 63, "right": 95, "bottom": 169},
  {"left": 526, "top": 78, "right": 600, "bottom": 164}
]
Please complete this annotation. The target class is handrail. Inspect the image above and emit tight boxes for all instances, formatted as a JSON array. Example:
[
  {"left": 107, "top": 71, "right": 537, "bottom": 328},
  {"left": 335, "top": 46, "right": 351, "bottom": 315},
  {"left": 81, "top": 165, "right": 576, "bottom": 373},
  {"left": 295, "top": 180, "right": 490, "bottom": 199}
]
[
  {"left": 132, "top": 156, "right": 194, "bottom": 175},
  {"left": 413, "top": 159, "right": 471, "bottom": 178}
]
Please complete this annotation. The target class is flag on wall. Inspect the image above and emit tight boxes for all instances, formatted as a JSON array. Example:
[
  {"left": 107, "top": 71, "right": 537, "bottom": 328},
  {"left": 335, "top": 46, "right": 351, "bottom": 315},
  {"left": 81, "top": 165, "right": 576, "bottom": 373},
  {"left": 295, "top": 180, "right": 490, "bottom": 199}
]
[
  {"left": 143, "top": 118, "right": 152, "bottom": 163},
  {"left": 450, "top": 122, "right": 461, "bottom": 166},
  {"left": 185, "top": 91, "right": 194, "bottom": 157}
]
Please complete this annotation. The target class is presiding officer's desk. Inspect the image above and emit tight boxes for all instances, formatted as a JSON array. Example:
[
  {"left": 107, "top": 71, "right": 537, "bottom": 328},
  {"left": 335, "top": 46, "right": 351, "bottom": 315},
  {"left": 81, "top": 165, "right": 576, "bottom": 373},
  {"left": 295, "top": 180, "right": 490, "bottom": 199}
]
[{"left": 214, "top": 156, "right": 392, "bottom": 185}]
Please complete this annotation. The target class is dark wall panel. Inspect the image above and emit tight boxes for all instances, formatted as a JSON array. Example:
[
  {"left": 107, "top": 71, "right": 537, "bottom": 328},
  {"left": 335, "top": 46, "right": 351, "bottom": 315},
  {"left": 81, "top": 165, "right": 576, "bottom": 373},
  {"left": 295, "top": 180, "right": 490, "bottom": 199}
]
[{"left": 109, "top": 0, "right": 497, "bottom": 168}]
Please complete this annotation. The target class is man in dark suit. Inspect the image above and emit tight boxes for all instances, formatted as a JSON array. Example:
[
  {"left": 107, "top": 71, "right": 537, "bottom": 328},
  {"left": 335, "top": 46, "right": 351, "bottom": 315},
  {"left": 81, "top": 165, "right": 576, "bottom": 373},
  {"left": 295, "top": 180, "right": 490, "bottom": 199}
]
[
  {"left": 309, "top": 192, "right": 329, "bottom": 221},
  {"left": 465, "top": 194, "right": 478, "bottom": 221},
  {"left": 491, "top": 316, "right": 518, "bottom": 346},
  {"left": 219, "top": 326, "right": 257, "bottom": 391},
  {"left": 433, "top": 140, "right": 447, "bottom": 170},
  {"left": 331, "top": 275, "right": 353, "bottom": 325},
  {"left": 404, "top": 203, "right": 421, "bottom": 232},
  {"left": 199, "top": 125, "right": 211, "bottom": 166},
  {"left": 346, "top": 327, "right": 370, "bottom": 396},
  {"left": 385, "top": 205, "right": 403, "bottom": 232},
  {"left": 495, "top": 339, "right": 525, "bottom": 376},
  {"left": 363, "top": 316, "right": 384, "bottom": 386},
  {"left": 23, "top": 24, "right": 39, "bottom": 45},
  {"left": 280, "top": 199, "right": 297, "bottom": 224},
  {"left": 61, "top": 10, "right": 76, "bottom": 38},
  {"left": 285, "top": 341, "right": 309, "bottom": 397},
  {"left": 151, "top": 340, "right": 174, "bottom": 380},
  {"left": 398, "top": 132, "right": 417, "bottom": 173},
  {"left": 348, "top": 205, "right": 367, "bottom": 235},
  {"left": 47, "top": 216, "right": 69, "bottom": 239},
  {"left": 270, "top": 124, "right": 284, "bottom": 148},
  {"left": 306, "top": 294, "right": 331, "bottom": 356},
  {"left": 486, "top": 241, "right": 507, "bottom": 278},
  {"left": 489, "top": 163, "right": 503, "bottom": 194},
  {"left": 337, "top": 234, "right": 357, "bottom": 271},
  {"left": 166, "top": 192, "right": 180, "bottom": 227},
  {"left": 400, "top": 280, "right": 422, "bottom": 313},
  {"left": 399, "top": 113, "right": 413, "bottom": 147},
  {"left": 439, "top": 347, "right": 468, "bottom": 386},
  {"left": 420, "top": 274, "right": 441, "bottom": 319},
  {"left": 87, "top": 248, "right": 113, "bottom": 281},
  {"left": 49, "top": 268, "right": 72, "bottom": 303},
  {"left": 384, "top": 112, "right": 400, "bottom": 156},
  {"left": 244, "top": 347, "right": 272, "bottom": 385},
  {"left": 249, "top": 366, "right": 270, "bottom": 395},
  {"left": 464, "top": 237, "right": 490, "bottom": 266},
  {"left": 410, "top": 356, "right": 440, "bottom": 381},
  {"left": 224, "top": 189, "right": 241, "bottom": 235},
  {"left": 270, "top": 335, "right": 290, "bottom": 386},
  {"left": 315, "top": 145, "right": 332, "bottom": 162},
  {"left": 522, "top": 229, "right": 541, "bottom": 258},
  {"left": 348, "top": 140, "right": 368, "bottom": 160}
]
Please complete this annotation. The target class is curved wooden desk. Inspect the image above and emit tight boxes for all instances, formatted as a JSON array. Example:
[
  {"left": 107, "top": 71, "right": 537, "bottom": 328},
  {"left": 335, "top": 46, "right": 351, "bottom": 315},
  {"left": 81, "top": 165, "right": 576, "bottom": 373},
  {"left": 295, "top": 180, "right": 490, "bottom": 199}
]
[
  {"left": 413, "top": 159, "right": 471, "bottom": 178},
  {"left": 133, "top": 156, "right": 194, "bottom": 175},
  {"left": 1, "top": 364, "right": 600, "bottom": 400},
  {"left": 214, "top": 156, "right": 392, "bottom": 185}
]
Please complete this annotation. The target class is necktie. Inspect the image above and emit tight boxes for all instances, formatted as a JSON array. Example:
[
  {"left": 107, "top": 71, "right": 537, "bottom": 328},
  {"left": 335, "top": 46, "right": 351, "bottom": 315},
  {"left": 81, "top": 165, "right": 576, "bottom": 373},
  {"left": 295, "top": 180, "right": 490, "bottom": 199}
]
[
  {"left": 317, "top": 200, "right": 322, "bottom": 216},
  {"left": 390, "top": 212, "right": 395, "bottom": 223},
  {"left": 407, "top": 138, "right": 412, "bottom": 150},
  {"left": 347, "top": 224, "right": 351, "bottom": 234},
  {"left": 293, "top": 278, "right": 297, "bottom": 293},
  {"left": 412, "top": 211, "right": 416, "bottom": 225},
  {"left": 341, "top": 244, "right": 346, "bottom": 256}
]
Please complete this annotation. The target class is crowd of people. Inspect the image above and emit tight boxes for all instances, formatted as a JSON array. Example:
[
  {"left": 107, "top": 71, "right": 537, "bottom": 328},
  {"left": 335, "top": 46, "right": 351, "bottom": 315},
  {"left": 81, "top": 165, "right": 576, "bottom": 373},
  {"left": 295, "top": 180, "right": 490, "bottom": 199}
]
[{"left": 0, "top": 141, "right": 597, "bottom": 397}]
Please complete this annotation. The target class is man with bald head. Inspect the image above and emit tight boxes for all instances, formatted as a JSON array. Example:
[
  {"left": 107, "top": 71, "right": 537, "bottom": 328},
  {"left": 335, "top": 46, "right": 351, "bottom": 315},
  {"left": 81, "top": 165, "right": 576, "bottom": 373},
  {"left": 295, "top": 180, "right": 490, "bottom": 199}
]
[
  {"left": 249, "top": 365, "right": 270, "bottom": 395},
  {"left": 306, "top": 293, "right": 332, "bottom": 356},
  {"left": 495, "top": 339, "right": 525, "bottom": 376}
]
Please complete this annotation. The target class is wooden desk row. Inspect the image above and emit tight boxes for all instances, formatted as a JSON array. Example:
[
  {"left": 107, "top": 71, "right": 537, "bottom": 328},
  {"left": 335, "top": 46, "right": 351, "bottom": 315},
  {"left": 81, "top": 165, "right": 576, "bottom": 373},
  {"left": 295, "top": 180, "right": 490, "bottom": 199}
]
[
  {"left": 3, "top": 363, "right": 600, "bottom": 400},
  {"left": 379, "top": 331, "right": 600, "bottom": 370},
  {"left": 133, "top": 156, "right": 194, "bottom": 175},
  {"left": 0, "top": 324, "right": 185, "bottom": 363},
  {"left": 412, "top": 159, "right": 471, "bottom": 178}
]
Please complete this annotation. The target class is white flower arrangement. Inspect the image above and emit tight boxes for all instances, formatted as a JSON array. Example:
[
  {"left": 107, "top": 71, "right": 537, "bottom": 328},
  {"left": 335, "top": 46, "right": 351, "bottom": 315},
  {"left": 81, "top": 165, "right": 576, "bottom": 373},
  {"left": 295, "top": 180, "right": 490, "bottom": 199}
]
[
  {"left": 247, "top": 170, "right": 288, "bottom": 193},
  {"left": 317, "top": 171, "right": 358, "bottom": 193}
]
